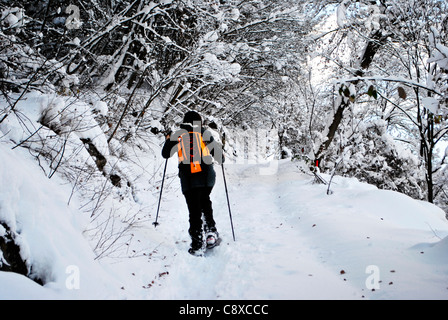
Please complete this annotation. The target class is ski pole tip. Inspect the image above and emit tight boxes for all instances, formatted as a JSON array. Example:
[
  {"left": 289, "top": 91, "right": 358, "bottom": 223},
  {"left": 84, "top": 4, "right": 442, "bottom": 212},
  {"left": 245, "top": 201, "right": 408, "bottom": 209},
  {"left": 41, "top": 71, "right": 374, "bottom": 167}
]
[{"left": 152, "top": 221, "right": 160, "bottom": 227}]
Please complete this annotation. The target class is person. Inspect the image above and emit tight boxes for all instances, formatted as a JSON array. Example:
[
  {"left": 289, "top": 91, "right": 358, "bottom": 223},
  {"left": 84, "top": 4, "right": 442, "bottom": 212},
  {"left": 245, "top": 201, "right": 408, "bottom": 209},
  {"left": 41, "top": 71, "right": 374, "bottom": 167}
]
[{"left": 161, "top": 111, "right": 224, "bottom": 255}]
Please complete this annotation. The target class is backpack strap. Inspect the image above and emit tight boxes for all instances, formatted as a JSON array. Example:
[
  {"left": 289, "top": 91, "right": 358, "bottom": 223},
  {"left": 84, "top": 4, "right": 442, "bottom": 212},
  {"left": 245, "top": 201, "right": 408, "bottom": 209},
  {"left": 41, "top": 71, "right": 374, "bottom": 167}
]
[{"left": 177, "top": 131, "right": 211, "bottom": 173}]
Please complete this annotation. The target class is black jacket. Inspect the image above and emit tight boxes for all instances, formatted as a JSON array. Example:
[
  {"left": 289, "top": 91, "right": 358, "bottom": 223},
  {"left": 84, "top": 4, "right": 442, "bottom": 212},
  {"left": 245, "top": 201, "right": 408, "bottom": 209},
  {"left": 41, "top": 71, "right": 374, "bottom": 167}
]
[{"left": 161, "top": 124, "right": 223, "bottom": 194}]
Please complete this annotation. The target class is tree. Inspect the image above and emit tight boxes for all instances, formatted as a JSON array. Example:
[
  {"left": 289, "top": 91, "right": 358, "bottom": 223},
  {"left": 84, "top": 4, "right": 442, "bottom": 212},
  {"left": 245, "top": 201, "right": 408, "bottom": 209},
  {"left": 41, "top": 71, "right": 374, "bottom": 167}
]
[
  {"left": 308, "top": 0, "right": 448, "bottom": 207},
  {"left": 362, "top": 0, "right": 448, "bottom": 204},
  {"left": 313, "top": 0, "right": 389, "bottom": 165}
]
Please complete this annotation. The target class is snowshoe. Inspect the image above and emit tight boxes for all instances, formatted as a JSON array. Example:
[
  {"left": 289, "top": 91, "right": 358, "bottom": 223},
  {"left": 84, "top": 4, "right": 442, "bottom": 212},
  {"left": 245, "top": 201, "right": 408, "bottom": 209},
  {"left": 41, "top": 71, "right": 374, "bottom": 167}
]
[
  {"left": 188, "top": 246, "right": 205, "bottom": 256},
  {"left": 205, "top": 233, "right": 221, "bottom": 250},
  {"left": 206, "top": 232, "right": 221, "bottom": 249}
]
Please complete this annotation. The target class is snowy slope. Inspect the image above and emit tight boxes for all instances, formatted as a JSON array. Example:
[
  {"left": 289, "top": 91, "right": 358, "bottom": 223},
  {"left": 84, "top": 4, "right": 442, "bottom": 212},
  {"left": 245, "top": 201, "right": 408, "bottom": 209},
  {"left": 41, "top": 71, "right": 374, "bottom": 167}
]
[
  {"left": 0, "top": 143, "right": 124, "bottom": 299},
  {"left": 1, "top": 141, "right": 448, "bottom": 300}
]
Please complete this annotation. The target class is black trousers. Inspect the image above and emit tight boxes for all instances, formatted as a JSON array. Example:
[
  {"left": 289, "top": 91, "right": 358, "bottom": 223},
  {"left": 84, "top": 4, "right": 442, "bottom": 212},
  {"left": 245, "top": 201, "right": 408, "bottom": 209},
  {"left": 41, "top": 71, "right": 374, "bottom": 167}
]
[{"left": 183, "top": 187, "right": 216, "bottom": 242}]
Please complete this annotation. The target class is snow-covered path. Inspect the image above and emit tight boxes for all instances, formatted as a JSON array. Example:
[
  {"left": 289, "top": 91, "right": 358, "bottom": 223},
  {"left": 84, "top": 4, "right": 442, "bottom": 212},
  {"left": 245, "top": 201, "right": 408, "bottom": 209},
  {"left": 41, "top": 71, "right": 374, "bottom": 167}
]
[
  {"left": 124, "top": 159, "right": 448, "bottom": 300},
  {"left": 136, "top": 160, "right": 362, "bottom": 299}
]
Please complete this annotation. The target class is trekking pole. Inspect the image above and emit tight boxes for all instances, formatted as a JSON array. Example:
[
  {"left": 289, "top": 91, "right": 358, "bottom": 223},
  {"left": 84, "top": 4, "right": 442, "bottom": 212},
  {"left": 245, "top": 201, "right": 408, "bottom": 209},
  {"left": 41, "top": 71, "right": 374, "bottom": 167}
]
[
  {"left": 221, "top": 133, "right": 236, "bottom": 241},
  {"left": 153, "top": 158, "right": 168, "bottom": 228}
]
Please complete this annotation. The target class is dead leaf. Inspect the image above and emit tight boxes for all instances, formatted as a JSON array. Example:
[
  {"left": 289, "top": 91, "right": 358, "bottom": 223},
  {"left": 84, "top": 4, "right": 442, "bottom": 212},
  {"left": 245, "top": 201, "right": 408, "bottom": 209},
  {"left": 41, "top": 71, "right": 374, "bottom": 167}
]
[{"left": 397, "top": 86, "right": 407, "bottom": 99}]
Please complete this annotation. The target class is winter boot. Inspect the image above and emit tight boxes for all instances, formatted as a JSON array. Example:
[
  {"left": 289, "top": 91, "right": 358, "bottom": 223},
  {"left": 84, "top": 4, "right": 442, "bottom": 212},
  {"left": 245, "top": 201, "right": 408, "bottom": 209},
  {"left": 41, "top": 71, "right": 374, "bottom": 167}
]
[{"left": 188, "top": 232, "right": 204, "bottom": 256}]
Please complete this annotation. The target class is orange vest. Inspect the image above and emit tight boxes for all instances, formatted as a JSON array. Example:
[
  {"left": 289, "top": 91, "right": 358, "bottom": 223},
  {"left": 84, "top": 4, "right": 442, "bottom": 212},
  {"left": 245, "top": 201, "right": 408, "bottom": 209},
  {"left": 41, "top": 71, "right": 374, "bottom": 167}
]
[{"left": 178, "top": 131, "right": 211, "bottom": 173}]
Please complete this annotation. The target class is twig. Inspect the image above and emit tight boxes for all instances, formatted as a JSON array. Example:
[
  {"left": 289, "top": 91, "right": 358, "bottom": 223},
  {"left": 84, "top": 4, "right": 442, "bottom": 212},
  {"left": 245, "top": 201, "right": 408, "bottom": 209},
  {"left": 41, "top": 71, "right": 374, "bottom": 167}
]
[{"left": 327, "top": 158, "right": 343, "bottom": 195}]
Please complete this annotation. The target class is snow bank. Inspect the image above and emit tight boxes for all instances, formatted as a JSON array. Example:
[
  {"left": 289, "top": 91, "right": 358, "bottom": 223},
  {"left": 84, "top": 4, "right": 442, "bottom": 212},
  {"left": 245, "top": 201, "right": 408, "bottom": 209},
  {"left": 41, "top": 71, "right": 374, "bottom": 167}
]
[{"left": 0, "top": 142, "right": 121, "bottom": 299}]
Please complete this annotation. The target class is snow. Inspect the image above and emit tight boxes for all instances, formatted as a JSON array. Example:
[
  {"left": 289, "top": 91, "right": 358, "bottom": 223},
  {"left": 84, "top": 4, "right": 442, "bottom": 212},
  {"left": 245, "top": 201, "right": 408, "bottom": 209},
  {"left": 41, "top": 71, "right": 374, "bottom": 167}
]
[
  {"left": 203, "top": 31, "right": 219, "bottom": 42},
  {"left": 429, "top": 43, "right": 448, "bottom": 70},
  {"left": 336, "top": 1, "right": 347, "bottom": 28},
  {"left": 93, "top": 100, "right": 109, "bottom": 116},
  {"left": 1, "top": 137, "right": 448, "bottom": 300},
  {"left": 201, "top": 53, "right": 241, "bottom": 82},
  {"left": 1, "top": 7, "right": 25, "bottom": 28},
  {"left": 0, "top": 143, "right": 122, "bottom": 299},
  {"left": 422, "top": 97, "right": 439, "bottom": 114},
  {"left": 230, "top": 8, "right": 240, "bottom": 21}
]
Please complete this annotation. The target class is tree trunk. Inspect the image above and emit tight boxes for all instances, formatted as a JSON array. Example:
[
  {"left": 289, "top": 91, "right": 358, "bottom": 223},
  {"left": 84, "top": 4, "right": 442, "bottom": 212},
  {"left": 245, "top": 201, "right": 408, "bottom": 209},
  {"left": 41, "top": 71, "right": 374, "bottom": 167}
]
[
  {"left": 425, "top": 116, "right": 435, "bottom": 203},
  {"left": 314, "top": 29, "right": 387, "bottom": 166}
]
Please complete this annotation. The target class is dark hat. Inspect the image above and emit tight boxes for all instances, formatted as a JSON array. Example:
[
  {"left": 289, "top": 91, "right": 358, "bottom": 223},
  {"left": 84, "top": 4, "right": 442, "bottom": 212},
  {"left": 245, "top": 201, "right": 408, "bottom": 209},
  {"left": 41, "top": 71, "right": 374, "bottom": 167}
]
[{"left": 183, "top": 111, "right": 202, "bottom": 125}]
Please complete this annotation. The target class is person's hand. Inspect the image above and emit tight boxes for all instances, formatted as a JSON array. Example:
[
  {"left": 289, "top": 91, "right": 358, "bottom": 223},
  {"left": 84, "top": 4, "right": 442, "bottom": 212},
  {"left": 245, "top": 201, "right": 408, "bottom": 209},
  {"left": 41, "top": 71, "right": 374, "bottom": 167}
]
[{"left": 165, "top": 129, "right": 172, "bottom": 140}]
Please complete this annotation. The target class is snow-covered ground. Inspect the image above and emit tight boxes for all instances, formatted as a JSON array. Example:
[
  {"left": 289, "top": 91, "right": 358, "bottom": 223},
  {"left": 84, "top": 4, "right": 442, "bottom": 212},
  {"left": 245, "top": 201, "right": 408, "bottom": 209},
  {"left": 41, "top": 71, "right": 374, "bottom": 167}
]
[{"left": 1, "top": 139, "right": 448, "bottom": 300}]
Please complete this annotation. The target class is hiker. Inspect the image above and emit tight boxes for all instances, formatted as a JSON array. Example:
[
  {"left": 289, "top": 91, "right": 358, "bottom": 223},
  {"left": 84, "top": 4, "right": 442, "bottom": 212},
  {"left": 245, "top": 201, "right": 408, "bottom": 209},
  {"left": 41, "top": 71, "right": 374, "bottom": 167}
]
[{"left": 161, "top": 111, "right": 224, "bottom": 255}]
